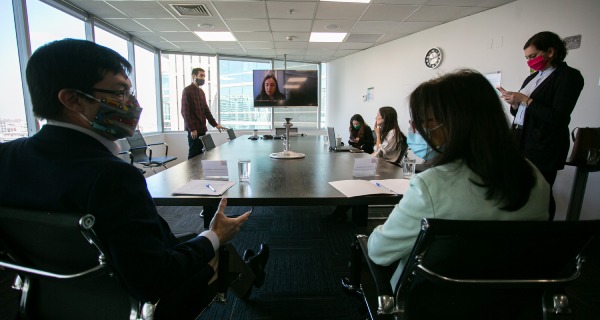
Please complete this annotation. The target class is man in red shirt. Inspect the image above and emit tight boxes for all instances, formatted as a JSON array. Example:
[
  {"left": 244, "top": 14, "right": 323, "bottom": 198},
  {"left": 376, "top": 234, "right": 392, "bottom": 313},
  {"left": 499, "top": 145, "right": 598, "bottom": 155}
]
[{"left": 181, "top": 67, "right": 225, "bottom": 159}]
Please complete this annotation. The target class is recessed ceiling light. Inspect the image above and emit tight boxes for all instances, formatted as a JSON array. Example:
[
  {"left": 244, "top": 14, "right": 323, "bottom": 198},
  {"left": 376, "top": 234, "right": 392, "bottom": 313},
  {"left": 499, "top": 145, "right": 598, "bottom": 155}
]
[
  {"left": 309, "top": 32, "right": 347, "bottom": 43},
  {"left": 195, "top": 31, "right": 236, "bottom": 41},
  {"left": 321, "top": 0, "right": 371, "bottom": 3},
  {"left": 198, "top": 23, "right": 214, "bottom": 29},
  {"left": 325, "top": 24, "right": 340, "bottom": 30}
]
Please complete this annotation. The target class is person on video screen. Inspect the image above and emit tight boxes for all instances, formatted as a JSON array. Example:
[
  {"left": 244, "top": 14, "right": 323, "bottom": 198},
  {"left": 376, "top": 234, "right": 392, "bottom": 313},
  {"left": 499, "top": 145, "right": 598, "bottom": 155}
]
[{"left": 255, "top": 74, "right": 286, "bottom": 106}]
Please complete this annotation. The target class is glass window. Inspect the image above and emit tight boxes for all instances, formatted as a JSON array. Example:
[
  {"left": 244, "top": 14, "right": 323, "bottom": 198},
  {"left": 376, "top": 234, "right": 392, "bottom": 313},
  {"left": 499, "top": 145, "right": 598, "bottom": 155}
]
[
  {"left": 0, "top": 1, "right": 27, "bottom": 141},
  {"left": 219, "top": 59, "right": 272, "bottom": 130},
  {"left": 134, "top": 44, "right": 158, "bottom": 133},
  {"left": 94, "top": 26, "right": 128, "bottom": 59},
  {"left": 27, "top": 0, "right": 86, "bottom": 53},
  {"left": 161, "top": 53, "right": 217, "bottom": 132},
  {"left": 273, "top": 60, "right": 321, "bottom": 129}
]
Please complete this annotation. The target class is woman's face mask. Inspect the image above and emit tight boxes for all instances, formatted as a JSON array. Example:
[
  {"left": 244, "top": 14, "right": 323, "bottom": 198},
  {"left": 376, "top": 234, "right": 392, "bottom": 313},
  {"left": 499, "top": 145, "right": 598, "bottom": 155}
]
[
  {"left": 78, "top": 91, "right": 143, "bottom": 140},
  {"left": 406, "top": 123, "right": 444, "bottom": 160}
]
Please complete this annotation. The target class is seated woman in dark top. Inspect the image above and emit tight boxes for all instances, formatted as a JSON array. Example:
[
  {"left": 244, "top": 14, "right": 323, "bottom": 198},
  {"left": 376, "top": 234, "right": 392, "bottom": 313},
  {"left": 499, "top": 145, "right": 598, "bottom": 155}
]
[
  {"left": 255, "top": 74, "right": 286, "bottom": 106},
  {"left": 348, "top": 114, "right": 374, "bottom": 153}
]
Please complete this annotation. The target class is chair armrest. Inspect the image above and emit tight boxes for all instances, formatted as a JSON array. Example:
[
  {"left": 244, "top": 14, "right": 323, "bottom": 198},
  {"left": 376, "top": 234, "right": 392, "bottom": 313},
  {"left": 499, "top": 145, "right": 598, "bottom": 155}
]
[{"left": 148, "top": 142, "right": 169, "bottom": 157}]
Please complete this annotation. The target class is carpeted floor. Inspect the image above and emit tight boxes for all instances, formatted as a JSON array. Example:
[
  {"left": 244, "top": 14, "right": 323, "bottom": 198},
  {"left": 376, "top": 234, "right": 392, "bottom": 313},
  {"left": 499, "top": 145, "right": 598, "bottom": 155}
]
[{"left": 157, "top": 205, "right": 368, "bottom": 320}]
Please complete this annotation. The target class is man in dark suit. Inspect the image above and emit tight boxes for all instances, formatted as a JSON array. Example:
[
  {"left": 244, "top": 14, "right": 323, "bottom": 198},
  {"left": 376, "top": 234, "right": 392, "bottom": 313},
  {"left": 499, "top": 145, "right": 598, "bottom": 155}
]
[
  {"left": 0, "top": 39, "right": 268, "bottom": 319},
  {"left": 499, "top": 31, "right": 584, "bottom": 220}
]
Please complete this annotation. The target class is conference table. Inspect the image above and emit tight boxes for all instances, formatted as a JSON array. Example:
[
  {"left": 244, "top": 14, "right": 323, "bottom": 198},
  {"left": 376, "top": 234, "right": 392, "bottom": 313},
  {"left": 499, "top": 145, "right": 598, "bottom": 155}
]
[{"left": 146, "top": 135, "right": 405, "bottom": 226}]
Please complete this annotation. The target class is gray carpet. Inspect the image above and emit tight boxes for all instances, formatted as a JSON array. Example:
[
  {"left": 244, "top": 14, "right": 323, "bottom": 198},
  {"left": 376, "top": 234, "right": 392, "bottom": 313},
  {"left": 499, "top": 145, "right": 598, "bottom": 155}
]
[{"left": 156, "top": 205, "right": 367, "bottom": 320}]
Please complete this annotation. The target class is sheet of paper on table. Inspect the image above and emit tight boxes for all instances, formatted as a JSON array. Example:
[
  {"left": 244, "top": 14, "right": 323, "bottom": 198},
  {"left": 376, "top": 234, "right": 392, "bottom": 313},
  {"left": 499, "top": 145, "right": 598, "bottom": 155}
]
[
  {"left": 329, "top": 179, "right": 410, "bottom": 197},
  {"left": 172, "top": 179, "right": 236, "bottom": 196}
]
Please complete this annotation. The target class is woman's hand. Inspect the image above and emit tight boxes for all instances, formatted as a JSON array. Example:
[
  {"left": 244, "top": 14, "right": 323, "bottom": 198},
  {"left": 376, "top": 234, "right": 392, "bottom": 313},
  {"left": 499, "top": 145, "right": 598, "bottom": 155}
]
[{"left": 500, "top": 91, "right": 529, "bottom": 107}]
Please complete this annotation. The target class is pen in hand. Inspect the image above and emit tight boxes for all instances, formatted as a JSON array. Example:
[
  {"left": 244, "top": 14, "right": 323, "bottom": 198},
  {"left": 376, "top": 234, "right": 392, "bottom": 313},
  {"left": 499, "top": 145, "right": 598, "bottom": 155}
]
[{"left": 206, "top": 184, "right": 217, "bottom": 192}]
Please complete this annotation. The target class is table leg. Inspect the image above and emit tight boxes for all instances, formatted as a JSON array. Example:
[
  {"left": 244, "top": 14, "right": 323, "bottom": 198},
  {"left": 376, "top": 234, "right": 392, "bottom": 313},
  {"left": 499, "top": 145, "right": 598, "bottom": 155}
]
[
  {"left": 566, "top": 167, "right": 589, "bottom": 221},
  {"left": 203, "top": 205, "right": 217, "bottom": 229},
  {"left": 351, "top": 205, "right": 368, "bottom": 227}
]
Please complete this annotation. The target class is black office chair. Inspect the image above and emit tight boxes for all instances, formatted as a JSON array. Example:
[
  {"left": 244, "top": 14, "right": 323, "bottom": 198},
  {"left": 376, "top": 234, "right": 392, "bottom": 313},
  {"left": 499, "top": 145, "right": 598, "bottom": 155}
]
[
  {"left": 0, "top": 207, "right": 238, "bottom": 320},
  {"left": 345, "top": 218, "right": 600, "bottom": 320},
  {"left": 125, "top": 130, "right": 177, "bottom": 173},
  {"left": 226, "top": 128, "right": 236, "bottom": 140},
  {"left": 200, "top": 134, "right": 216, "bottom": 152},
  {"left": 391, "top": 139, "right": 409, "bottom": 167}
]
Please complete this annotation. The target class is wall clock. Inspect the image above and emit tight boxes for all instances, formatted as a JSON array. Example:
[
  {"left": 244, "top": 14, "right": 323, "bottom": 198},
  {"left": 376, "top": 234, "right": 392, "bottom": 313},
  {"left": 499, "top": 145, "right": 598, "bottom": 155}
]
[{"left": 424, "top": 47, "right": 443, "bottom": 69}]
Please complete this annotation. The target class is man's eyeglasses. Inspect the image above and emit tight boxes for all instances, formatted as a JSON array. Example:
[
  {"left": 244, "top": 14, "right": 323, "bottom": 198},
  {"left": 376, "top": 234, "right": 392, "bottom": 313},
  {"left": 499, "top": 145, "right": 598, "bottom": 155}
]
[{"left": 91, "top": 88, "right": 134, "bottom": 100}]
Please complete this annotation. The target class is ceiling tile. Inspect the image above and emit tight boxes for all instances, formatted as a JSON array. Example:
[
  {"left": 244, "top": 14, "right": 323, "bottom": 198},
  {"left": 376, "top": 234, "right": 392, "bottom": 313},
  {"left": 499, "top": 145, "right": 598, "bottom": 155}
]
[
  {"left": 212, "top": 2, "right": 267, "bottom": 19},
  {"left": 158, "top": 31, "right": 199, "bottom": 42},
  {"left": 169, "top": 41, "right": 212, "bottom": 51},
  {"left": 346, "top": 33, "right": 383, "bottom": 43},
  {"left": 226, "top": 19, "right": 271, "bottom": 32},
  {"left": 311, "top": 20, "right": 355, "bottom": 33},
  {"left": 333, "top": 49, "right": 361, "bottom": 57},
  {"left": 269, "top": 19, "right": 313, "bottom": 32},
  {"left": 70, "top": 0, "right": 127, "bottom": 18},
  {"left": 134, "top": 19, "right": 188, "bottom": 31},
  {"left": 272, "top": 32, "right": 310, "bottom": 42},
  {"left": 108, "top": 1, "right": 173, "bottom": 19},
  {"left": 316, "top": 3, "right": 368, "bottom": 20},
  {"left": 338, "top": 42, "right": 373, "bottom": 50},
  {"left": 373, "top": 0, "right": 428, "bottom": 4},
  {"left": 266, "top": 1, "right": 318, "bottom": 19},
  {"left": 275, "top": 41, "right": 309, "bottom": 49},
  {"left": 178, "top": 17, "right": 229, "bottom": 32},
  {"left": 362, "top": 4, "right": 420, "bottom": 21},
  {"left": 104, "top": 19, "right": 150, "bottom": 32},
  {"left": 406, "top": 6, "right": 464, "bottom": 22},
  {"left": 233, "top": 32, "right": 273, "bottom": 41},
  {"left": 352, "top": 21, "right": 400, "bottom": 33},
  {"left": 240, "top": 41, "right": 275, "bottom": 49},
  {"left": 307, "top": 42, "right": 341, "bottom": 50}
]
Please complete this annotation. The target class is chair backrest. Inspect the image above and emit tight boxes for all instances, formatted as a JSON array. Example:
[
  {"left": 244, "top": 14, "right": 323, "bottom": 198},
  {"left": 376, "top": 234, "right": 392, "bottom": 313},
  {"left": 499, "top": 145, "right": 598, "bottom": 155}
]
[
  {"left": 394, "top": 139, "right": 408, "bottom": 164},
  {"left": 0, "top": 207, "right": 143, "bottom": 320},
  {"left": 395, "top": 219, "right": 600, "bottom": 320},
  {"left": 226, "top": 128, "right": 236, "bottom": 140},
  {"left": 201, "top": 134, "right": 216, "bottom": 151},
  {"left": 125, "top": 130, "right": 150, "bottom": 163}
]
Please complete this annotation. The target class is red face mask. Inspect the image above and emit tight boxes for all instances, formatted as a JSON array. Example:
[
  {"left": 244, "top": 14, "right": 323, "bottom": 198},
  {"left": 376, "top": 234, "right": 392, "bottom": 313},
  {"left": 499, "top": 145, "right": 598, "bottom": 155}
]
[{"left": 527, "top": 54, "right": 547, "bottom": 71}]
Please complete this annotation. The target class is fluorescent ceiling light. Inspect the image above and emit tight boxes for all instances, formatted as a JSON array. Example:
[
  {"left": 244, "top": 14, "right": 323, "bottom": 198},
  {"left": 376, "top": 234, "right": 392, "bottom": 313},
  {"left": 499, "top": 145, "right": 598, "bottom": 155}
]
[
  {"left": 309, "top": 32, "right": 347, "bottom": 43},
  {"left": 195, "top": 31, "right": 235, "bottom": 41},
  {"left": 321, "top": 0, "right": 371, "bottom": 3}
]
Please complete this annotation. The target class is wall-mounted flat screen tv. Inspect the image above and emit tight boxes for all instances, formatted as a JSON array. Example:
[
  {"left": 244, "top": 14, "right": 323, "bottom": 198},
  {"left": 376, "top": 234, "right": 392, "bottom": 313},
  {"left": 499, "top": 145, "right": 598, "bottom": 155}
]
[{"left": 253, "top": 70, "right": 319, "bottom": 107}]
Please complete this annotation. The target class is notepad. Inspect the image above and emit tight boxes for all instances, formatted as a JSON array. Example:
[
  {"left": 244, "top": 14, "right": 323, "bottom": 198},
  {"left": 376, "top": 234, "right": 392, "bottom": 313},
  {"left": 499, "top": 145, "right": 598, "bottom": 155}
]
[
  {"left": 172, "top": 180, "right": 236, "bottom": 196},
  {"left": 329, "top": 179, "right": 410, "bottom": 198}
]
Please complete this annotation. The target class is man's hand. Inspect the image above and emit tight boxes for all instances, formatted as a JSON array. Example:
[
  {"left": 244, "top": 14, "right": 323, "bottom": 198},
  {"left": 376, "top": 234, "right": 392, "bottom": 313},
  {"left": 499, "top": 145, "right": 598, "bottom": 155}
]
[
  {"left": 216, "top": 124, "right": 226, "bottom": 133},
  {"left": 209, "top": 198, "right": 250, "bottom": 244},
  {"left": 191, "top": 130, "right": 198, "bottom": 140}
]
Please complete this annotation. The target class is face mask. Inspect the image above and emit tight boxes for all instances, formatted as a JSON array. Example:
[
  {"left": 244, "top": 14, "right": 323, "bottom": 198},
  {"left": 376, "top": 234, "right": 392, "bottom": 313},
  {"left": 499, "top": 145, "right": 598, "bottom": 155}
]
[
  {"left": 353, "top": 124, "right": 361, "bottom": 130},
  {"left": 78, "top": 91, "right": 143, "bottom": 139},
  {"left": 195, "top": 78, "right": 205, "bottom": 86},
  {"left": 406, "top": 129, "right": 439, "bottom": 160},
  {"left": 527, "top": 54, "right": 547, "bottom": 71}
]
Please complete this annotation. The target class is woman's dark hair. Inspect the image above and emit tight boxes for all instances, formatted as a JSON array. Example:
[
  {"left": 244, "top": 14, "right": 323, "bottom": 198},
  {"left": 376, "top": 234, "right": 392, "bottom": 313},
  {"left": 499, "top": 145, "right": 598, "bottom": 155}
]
[
  {"left": 26, "top": 39, "right": 131, "bottom": 120},
  {"left": 378, "top": 106, "right": 405, "bottom": 149},
  {"left": 523, "top": 31, "right": 567, "bottom": 66},
  {"left": 256, "top": 74, "right": 284, "bottom": 100},
  {"left": 409, "top": 69, "right": 536, "bottom": 211},
  {"left": 349, "top": 114, "right": 368, "bottom": 139}
]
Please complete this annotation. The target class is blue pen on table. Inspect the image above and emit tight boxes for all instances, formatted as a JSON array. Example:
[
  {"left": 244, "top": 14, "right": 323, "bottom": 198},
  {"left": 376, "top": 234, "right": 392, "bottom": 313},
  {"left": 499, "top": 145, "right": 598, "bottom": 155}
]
[
  {"left": 206, "top": 183, "right": 217, "bottom": 192},
  {"left": 375, "top": 182, "right": 393, "bottom": 193}
]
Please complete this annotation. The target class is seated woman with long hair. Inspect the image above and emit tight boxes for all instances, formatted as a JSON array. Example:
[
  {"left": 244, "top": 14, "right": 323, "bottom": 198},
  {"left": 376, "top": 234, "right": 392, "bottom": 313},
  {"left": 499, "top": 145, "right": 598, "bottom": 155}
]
[
  {"left": 367, "top": 70, "right": 550, "bottom": 286},
  {"left": 348, "top": 114, "right": 374, "bottom": 153},
  {"left": 255, "top": 74, "right": 286, "bottom": 106},
  {"left": 373, "top": 106, "right": 406, "bottom": 162}
]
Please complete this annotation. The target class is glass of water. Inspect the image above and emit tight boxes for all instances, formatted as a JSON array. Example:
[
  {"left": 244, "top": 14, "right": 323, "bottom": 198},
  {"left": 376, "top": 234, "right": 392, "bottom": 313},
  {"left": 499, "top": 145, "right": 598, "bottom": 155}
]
[
  {"left": 403, "top": 158, "right": 416, "bottom": 179},
  {"left": 238, "top": 160, "right": 251, "bottom": 182}
]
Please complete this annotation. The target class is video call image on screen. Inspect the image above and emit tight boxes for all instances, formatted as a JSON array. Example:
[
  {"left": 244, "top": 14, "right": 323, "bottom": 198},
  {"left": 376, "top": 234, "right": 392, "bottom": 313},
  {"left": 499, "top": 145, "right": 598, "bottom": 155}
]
[{"left": 253, "top": 70, "right": 319, "bottom": 107}]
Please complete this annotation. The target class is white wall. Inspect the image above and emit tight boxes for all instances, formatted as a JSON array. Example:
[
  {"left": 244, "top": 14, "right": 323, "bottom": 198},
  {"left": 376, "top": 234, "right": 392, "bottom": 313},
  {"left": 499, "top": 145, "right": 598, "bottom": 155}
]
[{"left": 327, "top": 0, "right": 600, "bottom": 221}]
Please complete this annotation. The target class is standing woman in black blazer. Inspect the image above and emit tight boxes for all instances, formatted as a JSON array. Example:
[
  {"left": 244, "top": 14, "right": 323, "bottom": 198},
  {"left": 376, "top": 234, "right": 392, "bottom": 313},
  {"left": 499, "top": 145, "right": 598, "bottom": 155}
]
[{"left": 499, "top": 31, "right": 584, "bottom": 220}]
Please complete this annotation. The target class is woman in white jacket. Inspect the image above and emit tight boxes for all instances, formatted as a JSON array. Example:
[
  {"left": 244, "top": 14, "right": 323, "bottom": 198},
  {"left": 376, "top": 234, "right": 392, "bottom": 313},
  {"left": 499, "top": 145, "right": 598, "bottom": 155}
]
[{"left": 368, "top": 70, "right": 550, "bottom": 287}]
